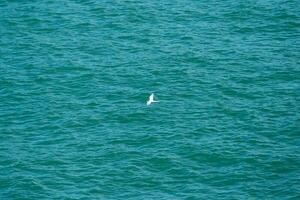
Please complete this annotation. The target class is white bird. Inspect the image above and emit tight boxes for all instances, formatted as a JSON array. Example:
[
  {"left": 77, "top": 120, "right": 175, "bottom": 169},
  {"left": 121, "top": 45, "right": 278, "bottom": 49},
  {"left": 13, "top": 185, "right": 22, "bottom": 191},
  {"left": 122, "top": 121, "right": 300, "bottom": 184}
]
[{"left": 147, "top": 93, "right": 159, "bottom": 106}]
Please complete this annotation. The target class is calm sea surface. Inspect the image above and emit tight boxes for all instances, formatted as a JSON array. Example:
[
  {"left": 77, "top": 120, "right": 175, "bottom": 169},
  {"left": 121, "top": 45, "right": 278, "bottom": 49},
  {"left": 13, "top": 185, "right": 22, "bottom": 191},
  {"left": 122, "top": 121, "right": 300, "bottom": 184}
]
[{"left": 0, "top": 1, "right": 299, "bottom": 199}]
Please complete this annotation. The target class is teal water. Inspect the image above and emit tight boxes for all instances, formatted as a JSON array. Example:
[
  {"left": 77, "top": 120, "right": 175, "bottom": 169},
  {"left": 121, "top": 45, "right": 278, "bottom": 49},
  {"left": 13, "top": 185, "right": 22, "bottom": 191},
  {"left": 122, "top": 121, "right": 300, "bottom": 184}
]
[{"left": 1, "top": 1, "right": 299, "bottom": 199}]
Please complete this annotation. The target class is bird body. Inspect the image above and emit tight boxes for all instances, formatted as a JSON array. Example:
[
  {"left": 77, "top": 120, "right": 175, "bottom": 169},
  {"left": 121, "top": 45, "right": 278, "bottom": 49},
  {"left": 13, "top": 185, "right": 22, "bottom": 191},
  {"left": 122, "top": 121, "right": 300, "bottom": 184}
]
[{"left": 147, "top": 93, "right": 158, "bottom": 105}]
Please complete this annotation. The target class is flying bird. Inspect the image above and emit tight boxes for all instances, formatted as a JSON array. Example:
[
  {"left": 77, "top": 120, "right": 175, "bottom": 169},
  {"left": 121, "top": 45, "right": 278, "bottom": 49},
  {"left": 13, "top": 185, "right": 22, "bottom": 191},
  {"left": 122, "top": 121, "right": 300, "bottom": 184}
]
[{"left": 147, "top": 93, "right": 159, "bottom": 106}]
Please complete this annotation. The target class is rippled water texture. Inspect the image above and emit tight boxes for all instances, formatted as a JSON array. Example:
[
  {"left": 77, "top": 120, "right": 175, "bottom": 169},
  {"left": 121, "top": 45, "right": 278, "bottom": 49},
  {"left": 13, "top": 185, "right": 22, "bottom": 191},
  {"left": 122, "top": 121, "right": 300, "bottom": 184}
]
[{"left": 1, "top": 1, "right": 299, "bottom": 199}]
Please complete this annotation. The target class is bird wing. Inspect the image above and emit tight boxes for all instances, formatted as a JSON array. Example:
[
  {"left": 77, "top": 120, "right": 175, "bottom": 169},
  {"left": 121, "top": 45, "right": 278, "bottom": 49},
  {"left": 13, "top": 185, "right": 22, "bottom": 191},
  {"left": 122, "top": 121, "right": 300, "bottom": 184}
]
[{"left": 149, "top": 93, "right": 154, "bottom": 101}]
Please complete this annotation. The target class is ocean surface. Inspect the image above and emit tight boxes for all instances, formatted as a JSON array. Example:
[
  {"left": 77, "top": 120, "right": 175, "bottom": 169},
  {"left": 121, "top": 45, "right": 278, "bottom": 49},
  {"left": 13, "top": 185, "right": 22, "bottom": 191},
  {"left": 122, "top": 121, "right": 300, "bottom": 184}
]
[{"left": 0, "top": 1, "right": 299, "bottom": 199}]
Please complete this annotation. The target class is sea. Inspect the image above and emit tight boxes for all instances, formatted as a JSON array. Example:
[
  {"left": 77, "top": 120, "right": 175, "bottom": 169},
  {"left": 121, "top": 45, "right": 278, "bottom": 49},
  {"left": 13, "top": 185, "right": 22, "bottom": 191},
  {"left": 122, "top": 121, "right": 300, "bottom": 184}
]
[{"left": 0, "top": 1, "right": 299, "bottom": 199}]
